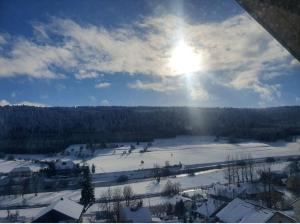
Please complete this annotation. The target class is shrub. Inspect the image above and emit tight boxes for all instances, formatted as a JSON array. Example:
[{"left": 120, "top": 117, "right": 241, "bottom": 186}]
[{"left": 162, "top": 180, "right": 181, "bottom": 196}]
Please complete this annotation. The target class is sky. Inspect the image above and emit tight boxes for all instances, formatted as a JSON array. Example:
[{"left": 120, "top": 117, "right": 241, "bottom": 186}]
[{"left": 0, "top": 0, "right": 299, "bottom": 107}]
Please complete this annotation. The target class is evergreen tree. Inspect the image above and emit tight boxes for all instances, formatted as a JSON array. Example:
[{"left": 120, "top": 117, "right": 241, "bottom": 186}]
[
  {"left": 174, "top": 200, "right": 185, "bottom": 218},
  {"left": 91, "top": 164, "right": 96, "bottom": 174},
  {"left": 80, "top": 167, "right": 95, "bottom": 208}
]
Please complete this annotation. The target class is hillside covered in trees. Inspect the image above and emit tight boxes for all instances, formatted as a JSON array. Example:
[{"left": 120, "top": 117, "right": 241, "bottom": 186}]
[{"left": 0, "top": 106, "right": 300, "bottom": 154}]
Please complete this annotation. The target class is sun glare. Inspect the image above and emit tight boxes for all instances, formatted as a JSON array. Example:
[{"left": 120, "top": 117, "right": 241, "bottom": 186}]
[{"left": 169, "top": 41, "right": 202, "bottom": 75}]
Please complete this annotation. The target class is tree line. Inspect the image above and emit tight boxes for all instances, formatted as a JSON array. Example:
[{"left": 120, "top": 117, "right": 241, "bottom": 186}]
[{"left": 0, "top": 106, "right": 300, "bottom": 154}]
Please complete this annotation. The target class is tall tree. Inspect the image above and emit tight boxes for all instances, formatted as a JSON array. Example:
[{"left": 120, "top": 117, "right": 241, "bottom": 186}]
[
  {"left": 80, "top": 167, "right": 95, "bottom": 209},
  {"left": 123, "top": 186, "right": 134, "bottom": 207}
]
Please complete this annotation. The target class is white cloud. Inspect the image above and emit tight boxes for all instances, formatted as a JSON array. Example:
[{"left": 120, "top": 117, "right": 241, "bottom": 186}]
[
  {"left": 0, "top": 99, "right": 10, "bottom": 106},
  {"left": 0, "top": 99, "right": 47, "bottom": 107},
  {"left": 0, "top": 12, "right": 298, "bottom": 102},
  {"left": 89, "top": 96, "right": 96, "bottom": 101},
  {"left": 100, "top": 99, "right": 110, "bottom": 106},
  {"left": 128, "top": 79, "right": 182, "bottom": 92},
  {"left": 75, "top": 70, "right": 103, "bottom": 80},
  {"left": 0, "top": 35, "right": 6, "bottom": 45},
  {"left": 0, "top": 39, "right": 75, "bottom": 78},
  {"left": 95, "top": 82, "right": 111, "bottom": 89},
  {"left": 15, "top": 101, "right": 47, "bottom": 107}
]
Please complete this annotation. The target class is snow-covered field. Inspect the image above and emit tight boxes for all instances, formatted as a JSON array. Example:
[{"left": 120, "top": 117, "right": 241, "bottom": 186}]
[
  {"left": 1, "top": 136, "right": 299, "bottom": 174},
  {"left": 0, "top": 159, "right": 44, "bottom": 173},
  {"left": 86, "top": 136, "right": 300, "bottom": 173},
  {"left": 0, "top": 168, "right": 225, "bottom": 208},
  {"left": 0, "top": 160, "right": 289, "bottom": 209}
]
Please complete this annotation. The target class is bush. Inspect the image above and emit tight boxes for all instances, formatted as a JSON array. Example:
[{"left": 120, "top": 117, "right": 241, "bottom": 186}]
[
  {"left": 162, "top": 180, "right": 181, "bottom": 196},
  {"left": 117, "top": 175, "right": 128, "bottom": 183}
]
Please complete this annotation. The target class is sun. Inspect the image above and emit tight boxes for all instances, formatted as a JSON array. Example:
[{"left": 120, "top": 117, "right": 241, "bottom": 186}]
[{"left": 168, "top": 41, "right": 202, "bottom": 75}]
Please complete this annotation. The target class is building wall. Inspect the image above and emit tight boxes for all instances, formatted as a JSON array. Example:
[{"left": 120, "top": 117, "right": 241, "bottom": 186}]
[
  {"left": 267, "top": 212, "right": 296, "bottom": 223},
  {"left": 33, "top": 210, "right": 77, "bottom": 223},
  {"left": 293, "top": 200, "right": 300, "bottom": 222}
]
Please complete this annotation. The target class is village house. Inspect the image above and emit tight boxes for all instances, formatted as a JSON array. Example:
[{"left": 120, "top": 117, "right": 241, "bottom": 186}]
[
  {"left": 64, "top": 145, "right": 93, "bottom": 158},
  {"left": 54, "top": 159, "right": 76, "bottom": 171},
  {"left": 195, "top": 197, "right": 225, "bottom": 221},
  {"left": 216, "top": 198, "right": 296, "bottom": 223},
  {"left": 32, "top": 197, "right": 84, "bottom": 223},
  {"left": 291, "top": 198, "right": 300, "bottom": 222},
  {"left": 208, "top": 182, "right": 283, "bottom": 204},
  {"left": 119, "top": 206, "right": 152, "bottom": 223}
]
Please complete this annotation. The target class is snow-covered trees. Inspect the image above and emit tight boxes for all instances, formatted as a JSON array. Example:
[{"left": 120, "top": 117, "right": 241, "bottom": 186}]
[{"left": 1, "top": 106, "right": 299, "bottom": 154}]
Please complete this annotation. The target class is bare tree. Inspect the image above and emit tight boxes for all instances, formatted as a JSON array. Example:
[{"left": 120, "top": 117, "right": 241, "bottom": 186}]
[
  {"left": 100, "top": 188, "right": 113, "bottom": 217},
  {"left": 112, "top": 188, "right": 123, "bottom": 222},
  {"left": 123, "top": 186, "right": 134, "bottom": 207},
  {"left": 153, "top": 163, "right": 161, "bottom": 183}
]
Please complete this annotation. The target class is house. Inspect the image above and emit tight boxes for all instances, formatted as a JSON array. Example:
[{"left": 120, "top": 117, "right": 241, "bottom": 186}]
[
  {"left": 207, "top": 183, "right": 245, "bottom": 201},
  {"left": 208, "top": 183, "right": 283, "bottom": 202},
  {"left": 32, "top": 198, "right": 84, "bottom": 223},
  {"left": 54, "top": 159, "right": 76, "bottom": 171},
  {"left": 291, "top": 198, "right": 300, "bottom": 222},
  {"left": 195, "top": 198, "right": 225, "bottom": 220},
  {"left": 216, "top": 198, "right": 296, "bottom": 223},
  {"left": 9, "top": 166, "right": 32, "bottom": 178},
  {"left": 65, "top": 145, "right": 93, "bottom": 157},
  {"left": 119, "top": 206, "right": 152, "bottom": 223}
]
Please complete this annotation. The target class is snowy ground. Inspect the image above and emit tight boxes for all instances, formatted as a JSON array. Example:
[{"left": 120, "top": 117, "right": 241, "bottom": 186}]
[
  {"left": 0, "top": 161, "right": 288, "bottom": 209},
  {"left": 0, "top": 168, "right": 225, "bottom": 208},
  {"left": 0, "top": 207, "right": 43, "bottom": 222},
  {"left": 2, "top": 136, "right": 299, "bottom": 174},
  {"left": 0, "top": 159, "right": 44, "bottom": 173},
  {"left": 85, "top": 136, "right": 300, "bottom": 173}
]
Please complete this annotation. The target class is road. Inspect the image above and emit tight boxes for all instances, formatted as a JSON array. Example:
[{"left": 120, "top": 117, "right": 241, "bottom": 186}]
[{"left": 0, "top": 154, "right": 298, "bottom": 210}]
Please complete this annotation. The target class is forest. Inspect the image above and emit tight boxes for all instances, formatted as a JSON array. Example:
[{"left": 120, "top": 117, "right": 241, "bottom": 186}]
[{"left": 0, "top": 106, "right": 300, "bottom": 154}]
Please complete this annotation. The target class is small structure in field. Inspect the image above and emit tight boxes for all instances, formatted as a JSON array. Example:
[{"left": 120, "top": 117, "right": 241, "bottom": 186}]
[
  {"left": 216, "top": 198, "right": 296, "bottom": 223},
  {"left": 32, "top": 197, "right": 84, "bottom": 223},
  {"left": 65, "top": 145, "right": 93, "bottom": 157},
  {"left": 119, "top": 206, "right": 152, "bottom": 223},
  {"left": 54, "top": 159, "right": 76, "bottom": 171}
]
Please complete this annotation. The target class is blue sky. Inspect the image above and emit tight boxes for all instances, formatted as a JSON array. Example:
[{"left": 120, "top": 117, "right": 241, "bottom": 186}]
[{"left": 0, "top": 0, "right": 299, "bottom": 107}]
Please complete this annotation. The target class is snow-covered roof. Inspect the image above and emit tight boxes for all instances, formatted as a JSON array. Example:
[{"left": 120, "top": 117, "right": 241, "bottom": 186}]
[
  {"left": 208, "top": 183, "right": 276, "bottom": 199},
  {"left": 120, "top": 207, "right": 152, "bottom": 223},
  {"left": 208, "top": 183, "right": 246, "bottom": 199},
  {"left": 196, "top": 198, "right": 225, "bottom": 218},
  {"left": 65, "top": 145, "right": 92, "bottom": 155},
  {"left": 54, "top": 159, "right": 75, "bottom": 170},
  {"left": 10, "top": 166, "right": 32, "bottom": 173},
  {"left": 216, "top": 198, "right": 274, "bottom": 223},
  {"left": 33, "top": 198, "right": 83, "bottom": 221}
]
